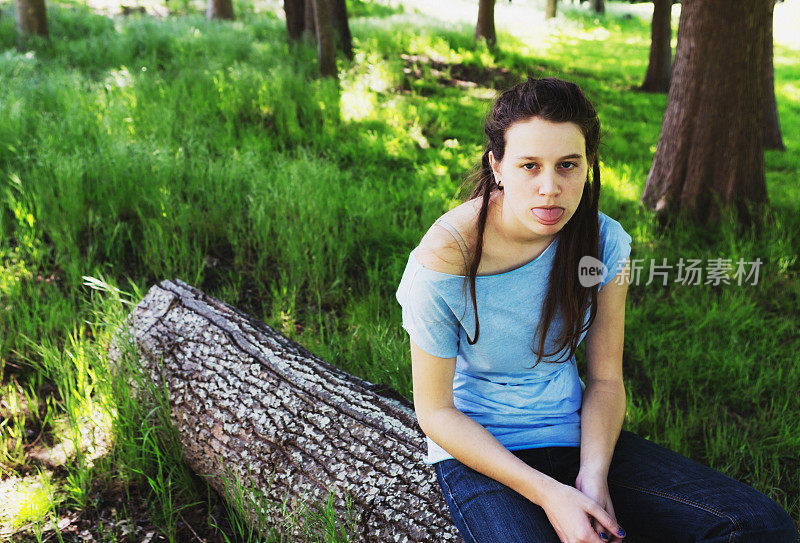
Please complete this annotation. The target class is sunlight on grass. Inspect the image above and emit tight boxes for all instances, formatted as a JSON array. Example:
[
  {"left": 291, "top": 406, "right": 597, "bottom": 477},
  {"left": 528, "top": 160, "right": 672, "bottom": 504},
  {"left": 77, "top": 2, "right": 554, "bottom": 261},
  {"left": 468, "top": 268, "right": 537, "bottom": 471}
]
[
  {"left": 341, "top": 83, "right": 376, "bottom": 121},
  {"left": 575, "top": 26, "right": 611, "bottom": 42},
  {"left": 0, "top": 247, "right": 33, "bottom": 297},
  {"left": 777, "top": 82, "right": 800, "bottom": 104},
  {"left": 340, "top": 51, "right": 397, "bottom": 121},
  {"left": 104, "top": 66, "right": 134, "bottom": 89},
  {"left": 0, "top": 471, "right": 56, "bottom": 530},
  {"left": 602, "top": 162, "right": 640, "bottom": 204}
]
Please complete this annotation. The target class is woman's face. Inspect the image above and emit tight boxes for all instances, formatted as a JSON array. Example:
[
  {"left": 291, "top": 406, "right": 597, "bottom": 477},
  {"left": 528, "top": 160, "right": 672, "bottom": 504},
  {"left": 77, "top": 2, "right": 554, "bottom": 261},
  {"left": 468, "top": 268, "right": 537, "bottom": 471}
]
[{"left": 488, "top": 116, "right": 589, "bottom": 244}]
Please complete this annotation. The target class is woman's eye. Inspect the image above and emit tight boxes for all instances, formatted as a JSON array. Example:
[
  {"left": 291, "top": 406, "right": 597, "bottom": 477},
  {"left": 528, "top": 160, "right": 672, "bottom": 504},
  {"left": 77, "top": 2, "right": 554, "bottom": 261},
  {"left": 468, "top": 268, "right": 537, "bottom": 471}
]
[{"left": 523, "top": 162, "right": 578, "bottom": 171}]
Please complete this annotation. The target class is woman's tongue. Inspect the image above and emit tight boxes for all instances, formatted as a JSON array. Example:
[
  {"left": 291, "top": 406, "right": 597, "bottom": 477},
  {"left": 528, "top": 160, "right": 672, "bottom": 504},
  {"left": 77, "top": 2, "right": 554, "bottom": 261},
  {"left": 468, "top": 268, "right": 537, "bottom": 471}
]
[{"left": 532, "top": 207, "right": 564, "bottom": 222}]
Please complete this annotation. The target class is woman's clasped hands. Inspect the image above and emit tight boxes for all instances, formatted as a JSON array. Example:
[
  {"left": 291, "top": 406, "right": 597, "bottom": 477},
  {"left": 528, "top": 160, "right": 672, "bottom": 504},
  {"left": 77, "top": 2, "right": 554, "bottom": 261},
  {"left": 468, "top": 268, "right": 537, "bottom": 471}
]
[{"left": 538, "top": 472, "right": 626, "bottom": 543}]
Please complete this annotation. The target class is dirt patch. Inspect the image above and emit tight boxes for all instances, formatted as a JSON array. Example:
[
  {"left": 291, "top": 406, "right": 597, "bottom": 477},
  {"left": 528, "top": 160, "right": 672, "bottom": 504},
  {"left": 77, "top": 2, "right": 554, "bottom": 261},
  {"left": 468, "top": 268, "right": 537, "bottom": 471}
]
[{"left": 399, "top": 53, "right": 528, "bottom": 92}]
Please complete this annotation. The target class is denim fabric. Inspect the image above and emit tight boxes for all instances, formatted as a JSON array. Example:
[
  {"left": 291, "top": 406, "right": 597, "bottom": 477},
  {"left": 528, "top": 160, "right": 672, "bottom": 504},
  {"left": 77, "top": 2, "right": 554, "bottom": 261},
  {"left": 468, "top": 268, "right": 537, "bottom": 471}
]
[{"left": 434, "top": 430, "right": 798, "bottom": 542}]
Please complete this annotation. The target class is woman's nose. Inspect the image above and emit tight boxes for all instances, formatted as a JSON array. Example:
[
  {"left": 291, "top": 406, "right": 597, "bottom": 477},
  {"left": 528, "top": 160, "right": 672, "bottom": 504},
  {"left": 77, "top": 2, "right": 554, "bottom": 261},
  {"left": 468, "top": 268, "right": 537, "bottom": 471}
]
[{"left": 538, "top": 170, "right": 561, "bottom": 196}]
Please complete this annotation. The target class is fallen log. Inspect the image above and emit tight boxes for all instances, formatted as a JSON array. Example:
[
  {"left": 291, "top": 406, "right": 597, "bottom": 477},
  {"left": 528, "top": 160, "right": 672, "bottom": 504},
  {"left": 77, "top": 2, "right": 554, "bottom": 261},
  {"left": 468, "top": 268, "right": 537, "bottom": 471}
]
[{"left": 107, "top": 278, "right": 461, "bottom": 542}]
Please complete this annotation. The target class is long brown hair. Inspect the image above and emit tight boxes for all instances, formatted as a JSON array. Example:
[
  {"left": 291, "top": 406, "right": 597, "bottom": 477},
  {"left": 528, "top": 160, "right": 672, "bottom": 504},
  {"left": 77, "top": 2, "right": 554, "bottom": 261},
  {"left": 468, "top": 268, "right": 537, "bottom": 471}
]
[{"left": 458, "top": 76, "right": 602, "bottom": 368}]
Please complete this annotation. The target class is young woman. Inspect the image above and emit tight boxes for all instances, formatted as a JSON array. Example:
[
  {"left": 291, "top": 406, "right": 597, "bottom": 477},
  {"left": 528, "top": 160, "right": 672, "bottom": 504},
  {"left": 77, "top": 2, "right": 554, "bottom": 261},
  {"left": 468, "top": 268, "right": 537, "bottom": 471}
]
[{"left": 394, "top": 77, "right": 796, "bottom": 543}]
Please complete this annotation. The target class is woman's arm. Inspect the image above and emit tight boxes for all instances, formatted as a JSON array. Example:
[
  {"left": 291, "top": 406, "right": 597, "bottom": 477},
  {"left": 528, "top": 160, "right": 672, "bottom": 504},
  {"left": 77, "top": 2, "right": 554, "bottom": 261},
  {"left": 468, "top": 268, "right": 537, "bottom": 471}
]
[
  {"left": 579, "top": 261, "right": 630, "bottom": 478},
  {"left": 575, "top": 261, "right": 631, "bottom": 541},
  {"left": 410, "top": 338, "right": 555, "bottom": 504},
  {"left": 411, "top": 338, "right": 622, "bottom": 542}
]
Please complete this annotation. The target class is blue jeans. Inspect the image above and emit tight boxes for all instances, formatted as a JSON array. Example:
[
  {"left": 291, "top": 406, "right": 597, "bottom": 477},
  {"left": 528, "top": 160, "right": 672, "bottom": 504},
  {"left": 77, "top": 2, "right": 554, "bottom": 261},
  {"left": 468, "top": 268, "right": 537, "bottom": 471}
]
[{"left": 434, "top": 430, "right": 797, "bottom": 542}]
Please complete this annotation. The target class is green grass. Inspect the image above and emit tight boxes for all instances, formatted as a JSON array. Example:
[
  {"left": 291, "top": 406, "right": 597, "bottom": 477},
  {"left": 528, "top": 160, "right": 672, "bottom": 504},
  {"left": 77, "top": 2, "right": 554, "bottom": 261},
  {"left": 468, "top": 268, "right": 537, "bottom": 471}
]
[{"left": 0, "top": 0, "right": 798, "bottom": 539}]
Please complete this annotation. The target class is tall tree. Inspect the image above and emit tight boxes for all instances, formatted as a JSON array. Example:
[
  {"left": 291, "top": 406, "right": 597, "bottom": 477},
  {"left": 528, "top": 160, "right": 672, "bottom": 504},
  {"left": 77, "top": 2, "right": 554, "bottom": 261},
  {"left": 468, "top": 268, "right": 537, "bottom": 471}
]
[
  {"left": 286, "top": 0, "right": 349, "bottom": 72},
  {"left": 475, "top": 0, "right": 497, "bottom": 48},
  {"left": 328, "top": 0, "right": 353, "bottom": 61},
  {"left": 641, "top": 0, "right": 772, "bottom": 228},
  {"left": 207, "top": 0, "right": 234, "bottom": 20},
  {"left": 284, "top": 0, "right": 305, "bottom": 42},
  {"left": 546, "top": 0, "right": 558, "bottom": 20},
  {"left": 640, "top": 0, "right": 672, "bottom": 93},
  {"left": 312, "top": 0, "right": 337, "bottom": 78},
  {"left": 15, "top": 0, "right": 48, "bottom": 44},
  {"left": 590, "top": 0, "right": 604, "bottom": 15},
  {"left": 762, "top": 0, "right": 784, "bottom": 150}
]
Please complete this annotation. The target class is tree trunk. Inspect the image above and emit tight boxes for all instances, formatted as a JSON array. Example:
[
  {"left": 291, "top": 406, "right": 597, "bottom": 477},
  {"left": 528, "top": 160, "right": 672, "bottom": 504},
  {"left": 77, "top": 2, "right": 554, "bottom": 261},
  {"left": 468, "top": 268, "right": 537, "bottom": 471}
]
[
  {"left": 285, "top": 0, "right": 305, "bottom": 41},
  {"left": 641, "top": 0, "right": 770, "bottom": 228},
  {"left": 303, "top": 0, "right": 316, "bottom": 43},
  {"left": 590, "top": 0, "right": 604, "bottom": 15},
  {"left": 546, "top": 0, "right": 557, "bottom": 20},
  {"left": 15, "top": 0, "right": 48, "bottom": 43},
  {"left": 107, "top": 279, "right": 460, "bottom": 541},
  {"left": 312, "top": 0, "right": 337, "bottom": 78},
  {"left": 475, "top": 0, "right": 497, "bottom": 48},
  {"left": 206, "top": 0, "right": 234, "bottom": 20},
  {"left": 640, "top": 0, "right": 672, "bottom": 93},
  {"left": 328, "top": 0, "right": 353, "bottom": 61},
  {"left": 762, "top": 0, "right": 784, "bottom": 150}
]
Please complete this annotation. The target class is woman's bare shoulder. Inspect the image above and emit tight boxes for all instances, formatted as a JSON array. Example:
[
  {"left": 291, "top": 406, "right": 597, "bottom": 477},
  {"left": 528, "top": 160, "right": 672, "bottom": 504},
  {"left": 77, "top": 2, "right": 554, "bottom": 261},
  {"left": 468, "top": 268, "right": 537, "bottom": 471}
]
[{"left": 416, "top": 200, "right": 481, "bottom": 275}]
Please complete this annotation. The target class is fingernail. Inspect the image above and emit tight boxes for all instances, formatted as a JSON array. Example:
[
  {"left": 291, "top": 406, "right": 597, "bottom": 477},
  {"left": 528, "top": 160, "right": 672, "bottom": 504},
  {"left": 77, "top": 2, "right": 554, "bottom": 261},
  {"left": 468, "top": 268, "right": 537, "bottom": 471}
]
[
  {"left": 599, "top": 533, "right": 608, "bottom": 541},
  {"left": 617, "top": 528, "right": 626, "bottom": 537}
]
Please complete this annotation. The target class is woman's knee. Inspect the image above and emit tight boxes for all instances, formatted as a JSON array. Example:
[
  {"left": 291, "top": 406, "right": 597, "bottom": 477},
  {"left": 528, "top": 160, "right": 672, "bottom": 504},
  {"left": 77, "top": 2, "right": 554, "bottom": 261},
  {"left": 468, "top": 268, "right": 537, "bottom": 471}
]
[{"left": 728, "top": 490, "right": 797, "bottom": 542}]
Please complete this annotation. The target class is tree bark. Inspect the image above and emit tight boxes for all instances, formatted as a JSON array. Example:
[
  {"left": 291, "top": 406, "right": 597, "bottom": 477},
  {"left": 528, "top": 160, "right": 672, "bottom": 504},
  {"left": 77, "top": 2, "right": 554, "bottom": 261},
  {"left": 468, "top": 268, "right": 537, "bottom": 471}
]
[
  {"left": 762, "top": 0, "right": 784, "bottom": 150},
  {"left": 328, "top": 0, "right": 353, "bottom": 61},
  {"left": 641, "top": 0, "right": 770, "bottom": 228},
  {"left": 546, "top": 0, "right": 557, "bottom": 20},
  {"left": 640, "top": 0, "right": 672, "bottom": 93},
  {"left": 15, "top": 0, "right": 48, "bottom": 43},
  {"left": 206, "top": 0, "right": 234, "bottom": 20},
  {"left": 107, "top": 279, "right": 460, "bottom": 541},
  {"left": 590, "top": 0, "right": 604, "bottom": 15},
  {"left": 303, "top": 0, "right": 316, "bottom": 43},
  {"left": 312, "top": 0, "right": 337, "bottom": 78},
  {"left": 475, "top": 0, "right": 497, "bottom": 48},
  {"left": 285, "top": 0, "right": 305, "bottom": 42}
]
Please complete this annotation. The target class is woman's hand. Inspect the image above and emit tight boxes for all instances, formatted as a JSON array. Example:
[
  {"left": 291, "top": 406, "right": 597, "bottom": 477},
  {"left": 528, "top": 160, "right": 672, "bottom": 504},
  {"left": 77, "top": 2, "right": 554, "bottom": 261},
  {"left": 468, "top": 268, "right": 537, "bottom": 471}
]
[
  {"left": 538, "top": 479, "right": 624, "bottom": 543},
  {"left": 575, "top": 469, "right": 624, "bottom": 542}
]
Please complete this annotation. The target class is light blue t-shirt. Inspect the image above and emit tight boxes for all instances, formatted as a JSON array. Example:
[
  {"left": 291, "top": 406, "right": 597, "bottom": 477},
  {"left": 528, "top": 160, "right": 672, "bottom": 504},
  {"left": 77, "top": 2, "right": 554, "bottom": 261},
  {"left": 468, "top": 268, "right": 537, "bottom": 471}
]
[{"left": 395, "top": 210, "right": 633, "bottom": 464}]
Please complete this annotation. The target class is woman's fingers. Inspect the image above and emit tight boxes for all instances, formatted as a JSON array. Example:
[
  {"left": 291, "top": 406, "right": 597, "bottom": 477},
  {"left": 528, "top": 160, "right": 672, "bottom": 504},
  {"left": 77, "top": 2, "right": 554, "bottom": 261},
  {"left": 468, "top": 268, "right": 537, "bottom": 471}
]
[
  {"left": 589, "top": 516, "right": 610, "bottom": 541},
  {"left": 594, "top": 515, "right": 623, "bottom": 541},
  {"left": 588, "top": 505, "right": 625, "bottom": 540}
]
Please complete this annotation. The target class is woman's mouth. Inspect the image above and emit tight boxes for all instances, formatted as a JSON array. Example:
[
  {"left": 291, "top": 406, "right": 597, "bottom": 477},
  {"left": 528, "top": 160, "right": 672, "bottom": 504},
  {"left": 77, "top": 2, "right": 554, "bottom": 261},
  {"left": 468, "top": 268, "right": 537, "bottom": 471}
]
[{"left": 531, "top": 207, "right": 564, "bottom": 225}]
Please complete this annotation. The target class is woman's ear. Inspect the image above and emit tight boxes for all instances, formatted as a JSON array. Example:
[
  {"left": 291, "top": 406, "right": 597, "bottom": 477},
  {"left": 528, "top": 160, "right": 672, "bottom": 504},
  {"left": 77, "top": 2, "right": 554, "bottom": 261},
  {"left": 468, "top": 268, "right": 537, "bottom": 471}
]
[{"left": 488, "top": 151, "right": 501, "bottom": 179}]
